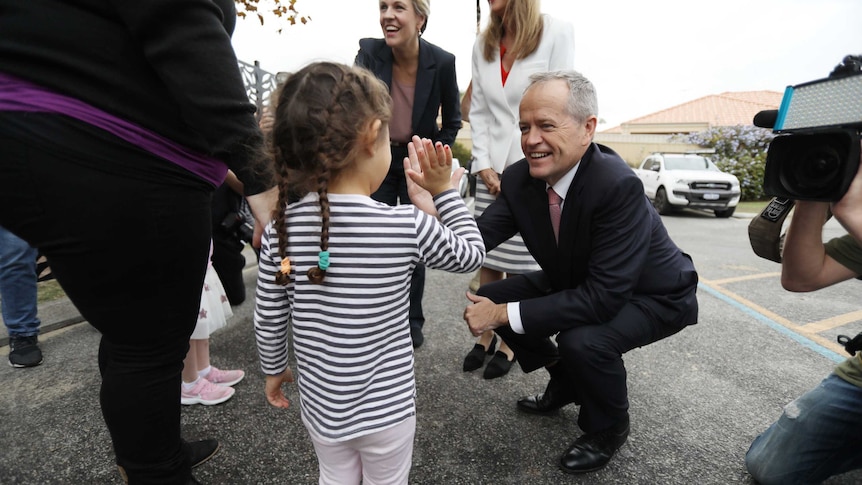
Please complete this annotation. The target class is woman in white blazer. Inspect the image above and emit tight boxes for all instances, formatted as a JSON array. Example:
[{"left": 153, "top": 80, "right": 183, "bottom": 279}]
[{"left": 464, "top": 0, "right": 574, "bottom": 379}]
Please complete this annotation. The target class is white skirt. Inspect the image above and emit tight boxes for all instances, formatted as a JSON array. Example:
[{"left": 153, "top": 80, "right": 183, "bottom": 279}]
[
  {"left": 474, "top": 178, "right": 540, "bottom": 275},
  {"left": 190, "top": 264, "right": 234, "bottom": 340}
]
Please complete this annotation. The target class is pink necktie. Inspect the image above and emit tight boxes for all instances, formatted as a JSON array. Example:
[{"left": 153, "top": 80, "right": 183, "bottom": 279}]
[{"left": 548, "top": 187, "right": 562, "bottom": 243}]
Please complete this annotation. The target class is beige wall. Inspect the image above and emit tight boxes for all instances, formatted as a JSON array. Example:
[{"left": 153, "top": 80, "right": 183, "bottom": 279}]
[
  {"left": 594, "top": 133, "right": 702, "bottom": 167},
  {"left": 455, "top": 121, "right": 473, "bottom": 151}
]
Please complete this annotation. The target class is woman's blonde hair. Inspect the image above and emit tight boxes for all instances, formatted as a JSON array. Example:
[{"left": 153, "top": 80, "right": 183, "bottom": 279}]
[
  {"left": 481, "top": 0, "right": 544, "bottom": 63},
  {"left": 413, "top": 0, "right": 430, "bottom": 34}
]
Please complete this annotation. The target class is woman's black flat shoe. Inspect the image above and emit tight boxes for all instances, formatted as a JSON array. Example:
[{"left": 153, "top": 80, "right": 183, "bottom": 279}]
[
  {"left": 462, "top": 334, "right": 497, "bottom": 372},
  {"left": 462, "top": 344, "right": 486, "bottom": 372},
  {"left": 483, "top": 351, "right": 515, "bottom": 379}
]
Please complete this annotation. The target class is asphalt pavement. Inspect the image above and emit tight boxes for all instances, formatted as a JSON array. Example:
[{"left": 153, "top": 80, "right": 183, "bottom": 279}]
[{"left": 2, "top": 219, "right": 862, "bottom": 484}]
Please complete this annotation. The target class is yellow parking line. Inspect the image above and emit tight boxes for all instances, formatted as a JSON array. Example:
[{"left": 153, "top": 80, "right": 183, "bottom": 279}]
[
  {"left": 804, "top": 310, "right": 862, "bottom": 333},
  {"left": 709, "top": 272, "right": 781, "bottom": 286},
  {"left": 700, "top": 278, "right": 847, "bottom": 356},
  {"left": 700, "top": 278, "right": 799, "bottom": 329}
]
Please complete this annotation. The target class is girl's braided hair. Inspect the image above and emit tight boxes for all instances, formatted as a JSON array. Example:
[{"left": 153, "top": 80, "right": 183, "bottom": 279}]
[{"left": 270, "top": 62, "right": 392, "bottom": 285}]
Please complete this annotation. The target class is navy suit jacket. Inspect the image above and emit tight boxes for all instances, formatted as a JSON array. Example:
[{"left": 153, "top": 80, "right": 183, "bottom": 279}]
[
  {"left": 355, "top": 37, "right": 461, "bottom": 146},
  {"left": 478, "top": 143, "right": 699, "bottom": 337}
]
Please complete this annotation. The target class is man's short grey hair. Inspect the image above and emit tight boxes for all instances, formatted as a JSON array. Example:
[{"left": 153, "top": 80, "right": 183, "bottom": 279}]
[{"left": 526, "top": 71, "right": 598, "bottom": 122}]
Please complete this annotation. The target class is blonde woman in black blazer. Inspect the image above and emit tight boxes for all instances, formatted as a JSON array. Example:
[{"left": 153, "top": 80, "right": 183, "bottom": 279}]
[{"left": 355, "top": 0, "right": 461, "bottom": 348}]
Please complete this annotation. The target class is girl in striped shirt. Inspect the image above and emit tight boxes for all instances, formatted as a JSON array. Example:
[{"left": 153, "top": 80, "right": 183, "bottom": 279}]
[{"left": 254, "top": 62, "right": 484, "bottom": 485}]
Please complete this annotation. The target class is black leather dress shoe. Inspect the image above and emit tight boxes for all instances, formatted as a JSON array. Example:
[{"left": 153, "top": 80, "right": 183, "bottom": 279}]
[
  {"left": 559, "top": 417, "right": 630, "bottom": 474},
  {"left": 516, "top": 376, "right": 578, "bottom": 415}
]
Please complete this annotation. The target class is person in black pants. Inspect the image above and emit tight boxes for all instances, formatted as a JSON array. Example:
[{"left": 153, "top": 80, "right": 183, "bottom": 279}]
[
  {"left": 0, "top": 1, "right": 276, "bottom": 483},
  {"left": 354, "top": 0, "right": 462, "bottom": 348},
  {"left": 372, "top": 143, "right": 429, "bottom": 347}
]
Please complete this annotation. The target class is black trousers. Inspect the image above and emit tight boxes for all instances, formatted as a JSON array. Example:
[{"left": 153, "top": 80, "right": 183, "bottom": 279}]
[
  {"left": 477, "top": 272, "right": 684, "bottom": 433},
  {"left": 371, "top": 144, "right": 425, "bottom": 330},
  {"left": 0, "top": 113, "right": 212, "bottom": 484}
]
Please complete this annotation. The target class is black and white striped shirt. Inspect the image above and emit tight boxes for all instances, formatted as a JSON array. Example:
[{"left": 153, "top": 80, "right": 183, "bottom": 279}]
[{"left": 254, "top": 189, "right": 484, "bottom": 441}]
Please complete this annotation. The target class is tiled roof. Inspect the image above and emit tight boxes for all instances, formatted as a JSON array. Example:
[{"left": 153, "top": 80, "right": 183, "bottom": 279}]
[{"left": 602, "top": 90, "right": 783, "bottom": 133}]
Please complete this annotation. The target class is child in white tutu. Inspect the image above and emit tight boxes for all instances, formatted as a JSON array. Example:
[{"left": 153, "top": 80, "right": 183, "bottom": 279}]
[{"left": 181, "top": 241, "right": 245, "bottom": 405}]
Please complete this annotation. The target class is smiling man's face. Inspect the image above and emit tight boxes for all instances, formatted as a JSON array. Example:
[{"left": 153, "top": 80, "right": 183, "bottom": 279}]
[{"left": 519, "top": 79, "right": 596, "bottom": 186}]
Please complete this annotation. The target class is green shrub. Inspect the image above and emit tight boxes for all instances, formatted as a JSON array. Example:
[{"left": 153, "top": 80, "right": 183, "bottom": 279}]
[{"left": 450, "top": 141, "right": 471, "bottom": 168}]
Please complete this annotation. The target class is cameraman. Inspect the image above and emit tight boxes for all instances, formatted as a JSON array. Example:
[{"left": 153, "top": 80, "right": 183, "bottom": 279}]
[{"left": 745, "top": 142, "right": 862, "bottom": 484}]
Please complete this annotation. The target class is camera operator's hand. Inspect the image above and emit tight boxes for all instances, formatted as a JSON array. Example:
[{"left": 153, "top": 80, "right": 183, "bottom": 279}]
[{"left": 831, "top": 141, "right": 862, "bottom": 242}]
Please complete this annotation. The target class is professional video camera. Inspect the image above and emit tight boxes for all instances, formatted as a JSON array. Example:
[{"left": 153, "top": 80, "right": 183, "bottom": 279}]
[
  {"left": 749, "top": 56, "right": 862, "bottom": 355},
  {"left": 748, "top": 55, "right": 862, "bottom": 263},
  {"left": 220, "top": 202, "right": 255, "bottom": 244},
  {"left": 755, "top": 54, "right": 862, "bottom": 201}
]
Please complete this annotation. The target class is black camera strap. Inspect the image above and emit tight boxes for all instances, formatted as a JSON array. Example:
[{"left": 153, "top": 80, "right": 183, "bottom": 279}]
[
  {"left": 748, "top": 197, "right": 795, "bottom": 263},
  {"left": 749, "top": 197, "right": 835, "bottom": 263}
]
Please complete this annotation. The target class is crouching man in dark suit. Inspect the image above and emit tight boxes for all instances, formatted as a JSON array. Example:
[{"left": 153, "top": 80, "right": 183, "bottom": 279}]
[{"left": 459, "top": 70, "right": 700, "bottom": 474}]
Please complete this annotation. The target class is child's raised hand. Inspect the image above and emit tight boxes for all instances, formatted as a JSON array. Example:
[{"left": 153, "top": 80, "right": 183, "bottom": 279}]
[
  {"left": 264, "top": 369, "right": 295, "bottom": 409},
  {"left": 405, "top": 136, "right": 455, "bottom": 196}
]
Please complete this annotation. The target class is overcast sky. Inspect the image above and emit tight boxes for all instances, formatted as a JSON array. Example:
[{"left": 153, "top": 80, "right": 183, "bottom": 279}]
[{"left": 231, "top": 0, "right": 862, "bottom": 129}]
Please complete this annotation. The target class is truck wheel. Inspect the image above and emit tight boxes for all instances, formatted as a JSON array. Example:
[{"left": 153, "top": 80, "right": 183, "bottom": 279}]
[
  {"left": 654, "top": 188, "right": 673, "bottom": 215},
  {"left": 714, "top": 207, "right": 736, "bottom": 218}
]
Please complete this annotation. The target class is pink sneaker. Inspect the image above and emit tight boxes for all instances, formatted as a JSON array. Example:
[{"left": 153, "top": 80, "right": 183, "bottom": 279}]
[
  {"left": 205, "top": 366, "right": 245, "bottom": 387},
  {"left": 181, "top": 378, "right": 235, "bottom": 405}
]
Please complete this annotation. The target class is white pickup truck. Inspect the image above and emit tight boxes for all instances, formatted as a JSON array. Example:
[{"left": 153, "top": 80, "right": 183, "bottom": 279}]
[{"left": 634, "top": 152, "right": 741, "bottom": 218}]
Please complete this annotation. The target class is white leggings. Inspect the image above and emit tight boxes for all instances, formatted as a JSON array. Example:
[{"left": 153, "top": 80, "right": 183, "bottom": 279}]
[{"left": 304, "top": 414, "right": 416, "bottom": 485}]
